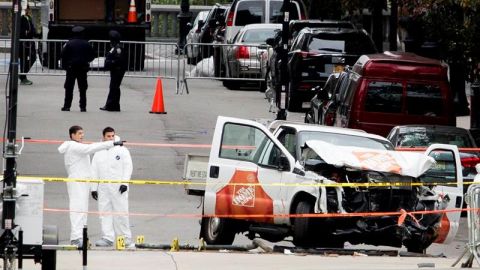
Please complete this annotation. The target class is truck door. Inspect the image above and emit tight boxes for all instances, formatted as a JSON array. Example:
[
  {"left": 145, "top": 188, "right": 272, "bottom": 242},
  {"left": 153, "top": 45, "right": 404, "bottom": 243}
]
[
  {"left": 421, "top": 144, "right": 463, "bottom": 244},
  {"left": 205, "top": 116, "right": 297, "bottom": 224}
]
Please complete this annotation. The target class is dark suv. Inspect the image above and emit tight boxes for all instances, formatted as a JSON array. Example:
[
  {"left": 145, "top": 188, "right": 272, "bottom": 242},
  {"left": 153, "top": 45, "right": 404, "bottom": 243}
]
[
  {"left": 285, "top": 27, "right": 376, "bottom": 111},
  {"left": 264, "top": 20, "right": 354, "bottom": 94}
]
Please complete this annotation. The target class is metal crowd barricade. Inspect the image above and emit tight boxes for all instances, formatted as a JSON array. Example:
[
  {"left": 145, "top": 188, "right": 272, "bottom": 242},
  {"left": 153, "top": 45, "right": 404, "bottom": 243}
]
[
  {"left": 453, "top": 184, "right": 480, "bottom": 267},
  {"left": 0, "top": 39, "right": 181, "bottom": 92},
  {"left": 182, "top": 43, "right": 271, "bottom": 93}
]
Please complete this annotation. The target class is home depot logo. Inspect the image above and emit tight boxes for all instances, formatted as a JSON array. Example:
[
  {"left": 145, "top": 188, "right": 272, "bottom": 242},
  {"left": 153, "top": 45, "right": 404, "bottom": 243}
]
[
  {"left": 232, "top": 185, "right": 255, "bottom": 207},
  {"left": 353, "top": 151, "right": 402, "bottom": 174}
]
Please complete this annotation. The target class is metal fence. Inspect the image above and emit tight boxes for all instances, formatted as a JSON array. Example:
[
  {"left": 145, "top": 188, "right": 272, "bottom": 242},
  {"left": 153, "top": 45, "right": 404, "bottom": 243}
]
[
  {"left": 453, "top": 184, "right": 480, "bottom": 267},
  {"left": 2, "top": 38, "right": 181, "bottom": 89},
  {"left": 1, "top": 39, "right": 274, "bottom": 94},
  {"left": 181, "top": 43, "right": 271, "bottom": 93}
]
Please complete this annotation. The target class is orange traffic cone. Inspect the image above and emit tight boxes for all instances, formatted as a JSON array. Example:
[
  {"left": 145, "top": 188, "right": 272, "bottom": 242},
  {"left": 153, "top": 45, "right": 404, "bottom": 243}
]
[
  {"left": 127, "top": 0, "right": 138, "bottom": 23},
  {"left": 150, "top": 78, "right": 167, "bottom": 114}
]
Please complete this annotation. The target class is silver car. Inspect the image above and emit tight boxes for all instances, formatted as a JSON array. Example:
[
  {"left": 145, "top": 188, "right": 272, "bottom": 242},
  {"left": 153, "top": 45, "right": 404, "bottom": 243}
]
[
  {"left": 224, "top": 23, "right": 281, "bottom": 87},
  {"left": 185, "top": 10, "right": 210, "bottom": 64}
]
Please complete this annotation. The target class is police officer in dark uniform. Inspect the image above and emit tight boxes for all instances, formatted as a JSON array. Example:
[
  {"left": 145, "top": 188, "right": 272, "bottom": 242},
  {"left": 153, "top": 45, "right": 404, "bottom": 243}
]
[
  {"left": 100, "top": 30, "right": 127, "bottom": 112},
  {"left": 19, "top": 5, "right": 39, "bottom": 85},
  {"left": 60, "top": 26, "right": 95, "bottom": 112}
]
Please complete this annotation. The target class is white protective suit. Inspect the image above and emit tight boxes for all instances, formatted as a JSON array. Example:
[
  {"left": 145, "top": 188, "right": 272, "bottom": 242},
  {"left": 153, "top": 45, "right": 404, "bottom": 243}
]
[
  {"left": 91, "top": 137, "right": 133, "bottom": 242},
  {"left": 58, "top": 140, "right": 114, "bottom": 241}
]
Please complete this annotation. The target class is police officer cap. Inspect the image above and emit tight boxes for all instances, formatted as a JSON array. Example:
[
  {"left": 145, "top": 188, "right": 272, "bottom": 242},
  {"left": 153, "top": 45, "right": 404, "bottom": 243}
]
[
  {"left": 109, "top": 30, "right": 121, "bottom": 42},
  {"left": 72, "top": 26, "right": 85, "bottom": 33}
]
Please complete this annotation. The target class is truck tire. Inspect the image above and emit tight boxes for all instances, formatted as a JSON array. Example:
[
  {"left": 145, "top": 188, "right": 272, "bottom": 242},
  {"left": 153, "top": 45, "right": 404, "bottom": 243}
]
[
  {"left": 42, "top": 225, "right": 58, "bottom": 270},
  {"left": 200, "top": 217, "right": 235, "bottom": 245},
  {"left": 293, "top": 201, "right": 317, "bottom": 247}
]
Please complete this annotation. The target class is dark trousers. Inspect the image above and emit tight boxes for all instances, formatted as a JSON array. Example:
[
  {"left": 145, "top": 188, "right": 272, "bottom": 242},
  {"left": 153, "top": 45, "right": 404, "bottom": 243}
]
[
  {"left": 19, "top": 41, "right": 36, "bottom": 80},
  {"left": 104, "top": 69, "right": 125, "bottom": 110},
  {"left": 63, "top": 67, "right": 88, "bottom": 109}
]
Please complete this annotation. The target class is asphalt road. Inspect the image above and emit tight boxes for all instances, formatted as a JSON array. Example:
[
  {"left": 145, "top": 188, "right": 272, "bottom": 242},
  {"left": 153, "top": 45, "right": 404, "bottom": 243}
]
[{"left": 0, "top": 73, "right": 470, "bottom": 263}]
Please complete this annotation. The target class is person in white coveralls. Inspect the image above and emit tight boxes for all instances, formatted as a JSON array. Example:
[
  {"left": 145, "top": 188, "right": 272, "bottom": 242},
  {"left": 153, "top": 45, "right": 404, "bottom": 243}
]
[
  {"left": 58, "top": 125, "right": 120, "bottom": 248},
  {"left": 91, "top": 127, "right": 134, "bottom": 248}
]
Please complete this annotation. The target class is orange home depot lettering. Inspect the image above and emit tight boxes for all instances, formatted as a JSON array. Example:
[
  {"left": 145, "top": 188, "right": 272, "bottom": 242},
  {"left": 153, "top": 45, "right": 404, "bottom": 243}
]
[{"left": 353, "top": 151, "right": 402, "bottom": 174}]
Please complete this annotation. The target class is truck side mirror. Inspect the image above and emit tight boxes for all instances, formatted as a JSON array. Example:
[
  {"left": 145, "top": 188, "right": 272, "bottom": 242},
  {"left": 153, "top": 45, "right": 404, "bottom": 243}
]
[{"left": 278, "top": 154, "right": 291, "bottom": 171}]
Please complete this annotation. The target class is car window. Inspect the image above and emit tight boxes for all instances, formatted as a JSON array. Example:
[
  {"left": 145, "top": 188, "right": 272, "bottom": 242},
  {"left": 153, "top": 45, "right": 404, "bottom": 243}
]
[
  {"left": 234, "top": 1, "right": 264, "bottom": 26},
  {"left": 242, "top": 29, "right": 278, "bottom": 43},
  {"left": 397, "top": 129, "right": 473, "bottom": 148},
  {"left": 269, "top": 1, "right": 299, "bottom": 23},
  {"left": 364, "top": 81, "right": 403, "bottom": 113},
  {"left": 299, "top": 131, "right": 394, "bottom": 150},
  {"left": 406, "top": 83, "right": 443, "bottom": 116},
  {"left": 219, "top": 123, "right": 285, "bottom": 168},
  {"left": 308, "top": 38, "right": 345, "bottom": 53},
  {"left": 307, "top": 32, "right": 376, "bottom": 54},
  {"left": 277, "top": 128, "right": 297, "bottom": 158},
  {"left": 257, "top": 140, "right": 284, "bottom": 167},
  {"left": 420, "top": 150, "right": 457, "bottom": 185},
  {"left": 220, "top": 123, "right": 268, "bottom": 162}
]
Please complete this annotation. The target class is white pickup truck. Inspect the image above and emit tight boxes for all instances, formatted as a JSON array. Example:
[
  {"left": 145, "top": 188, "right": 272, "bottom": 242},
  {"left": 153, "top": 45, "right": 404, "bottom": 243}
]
[{"left": 185, "top": 116, "right": 464, "bottom": 252}]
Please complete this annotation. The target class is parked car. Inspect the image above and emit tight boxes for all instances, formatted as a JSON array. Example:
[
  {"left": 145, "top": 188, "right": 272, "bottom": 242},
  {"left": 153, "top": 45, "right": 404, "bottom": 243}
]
[
  {"left": 223, "top": 24, "right": 281, "bottom": 89},
  {"left": 387, "top": 125, "right": 480, "bottom": 203},
  {"left": 185, "top": 10, "right": 210, "bottom": 65},
  {"left": 224, "top": 0, "right": 306, "bottom": 44},
  {"left": 264, "top": 19, "right": 355, "bottom": 96},
  {"left": 284, "top": 27, "right": 376, "bottom": 111},
  {"left": 191, "top": 116, "right": 462, "bottom": 252},
  {"left": 331, "top": 52, "right": 456, "bottom": 137},
  {"left": 197, "top": 4, "right": 230, "bottom": 61},
  {"left": 218, "top": 0, "right": 306, "bottom": 86}
]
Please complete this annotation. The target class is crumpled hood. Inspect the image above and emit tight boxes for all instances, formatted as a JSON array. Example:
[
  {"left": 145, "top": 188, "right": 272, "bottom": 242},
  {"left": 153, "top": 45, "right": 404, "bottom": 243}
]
[
  {"left": 58, "top": 141, "right": 73, "bottom": 154},
  {"left": 305, "top": 140, "right": 435, "bottom": 178}
]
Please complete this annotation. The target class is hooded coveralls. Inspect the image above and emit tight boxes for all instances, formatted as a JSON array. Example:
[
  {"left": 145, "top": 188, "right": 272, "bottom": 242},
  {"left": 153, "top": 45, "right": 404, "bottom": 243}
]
[
  {"left": 91, "top": 138, "right": 133, "bottom": 242},
  {"left": 58, "top": 140, "right": 114, "bottom": 241}
]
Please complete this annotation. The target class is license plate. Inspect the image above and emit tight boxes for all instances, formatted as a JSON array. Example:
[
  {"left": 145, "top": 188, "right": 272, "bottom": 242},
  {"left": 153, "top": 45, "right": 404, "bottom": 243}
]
[
  {"left": 334, "top": 65, "right": 344, "bottom": 73},
  {"left": 302, "top": 102, "right": 310, "bottom": 108}
]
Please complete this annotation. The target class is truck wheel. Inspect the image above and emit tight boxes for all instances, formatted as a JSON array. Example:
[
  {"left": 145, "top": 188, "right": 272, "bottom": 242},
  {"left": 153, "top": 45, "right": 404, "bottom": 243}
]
[
  {"left": 42, "top": 225, "right": 58, "bottom": 270},
  {"left": 200, "top": 217, "right": 235, "bottom": 245},
  {"left": 293, "top": 200, "right": 317, "bottom": 247}
]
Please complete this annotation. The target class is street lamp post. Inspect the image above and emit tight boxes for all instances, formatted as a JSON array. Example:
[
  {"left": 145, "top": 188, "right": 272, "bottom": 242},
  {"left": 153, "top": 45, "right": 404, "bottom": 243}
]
[
  {"left": 1, "top": 0, "right": 21, "bottom": 268},
  {"left": 177, "top": 0, "right": 192, "bottom": 54},
  {"left": 276, "top": 0, "right": 290, "bottom": 120}
]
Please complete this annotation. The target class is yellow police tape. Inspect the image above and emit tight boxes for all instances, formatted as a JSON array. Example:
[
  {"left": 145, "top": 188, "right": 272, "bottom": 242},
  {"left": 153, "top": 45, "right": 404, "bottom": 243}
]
[{"left": 17, "top": 175, "right": 478, "bottom": 188}]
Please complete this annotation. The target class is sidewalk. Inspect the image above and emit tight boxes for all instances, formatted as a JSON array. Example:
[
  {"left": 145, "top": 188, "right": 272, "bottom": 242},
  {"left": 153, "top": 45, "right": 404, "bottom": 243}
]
[{"left": 21, "top": 250, "right": 467, "bottom": 270}]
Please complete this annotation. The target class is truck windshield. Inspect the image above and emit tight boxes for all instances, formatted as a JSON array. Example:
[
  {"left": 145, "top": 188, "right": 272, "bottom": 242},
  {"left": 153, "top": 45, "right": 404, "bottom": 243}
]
[{"left": 299, "top": 131, "right": 394, "bottom": 150}]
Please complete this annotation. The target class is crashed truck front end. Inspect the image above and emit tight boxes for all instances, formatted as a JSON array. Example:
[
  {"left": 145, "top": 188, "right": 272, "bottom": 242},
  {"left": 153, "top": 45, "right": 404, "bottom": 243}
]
[{"left": 302, "top": 141, "right": 450, "bottom": 251}]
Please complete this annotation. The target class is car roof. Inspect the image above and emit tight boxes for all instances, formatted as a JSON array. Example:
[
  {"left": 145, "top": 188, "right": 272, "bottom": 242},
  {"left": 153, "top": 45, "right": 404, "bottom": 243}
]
[
  {"left": 393, "top": 125, "right": 469, "bottom": 134},
  {"left": 355, "top": 51, "right": 445, "bottom": 67},
  {"left": 269, "top": 121, "right": 390, "bottom": 142},
  {"left": 289, "top": 20, "right": 355, "bottom": 32},
  {"left": 242, "top": 23, "right": 283, "bottom": 30}
]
